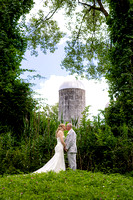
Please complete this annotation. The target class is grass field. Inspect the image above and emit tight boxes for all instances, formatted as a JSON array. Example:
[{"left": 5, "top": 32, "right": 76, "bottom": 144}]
[{"left": 0, "top": 170, "right": 133, "bottom": 199}]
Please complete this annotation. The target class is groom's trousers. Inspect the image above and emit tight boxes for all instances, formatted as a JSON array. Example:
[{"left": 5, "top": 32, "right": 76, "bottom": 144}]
[{"left": 67, "top": 153, "right": 77, "bottom": 170}]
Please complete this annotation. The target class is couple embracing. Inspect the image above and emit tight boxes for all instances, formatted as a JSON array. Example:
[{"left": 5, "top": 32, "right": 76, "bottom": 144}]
[{"left": 34, "top": 123, "right": 77, "bottom": 173}]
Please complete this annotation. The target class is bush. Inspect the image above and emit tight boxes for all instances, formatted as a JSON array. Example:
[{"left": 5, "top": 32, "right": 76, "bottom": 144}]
[{"left": 0, "top": 106, "right": 132, "bottom": 175}]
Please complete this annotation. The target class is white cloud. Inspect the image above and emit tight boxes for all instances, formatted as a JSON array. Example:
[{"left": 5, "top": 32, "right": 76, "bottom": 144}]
[
  {"left": 34, "top": 75, "right": 64, "bottom": 105},
  {"left": 34, "top": 75, "right": 110, "bottom": 117},
  {"left": 83, "top": 78, "right": 109, "bottom": 116},
  {"left": 21, "top": 0, "right": 110, "bottom": 118}
]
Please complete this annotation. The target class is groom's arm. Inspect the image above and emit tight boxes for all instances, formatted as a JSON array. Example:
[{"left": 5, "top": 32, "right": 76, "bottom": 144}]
[
  {"left": 65, "top": 135, "right": 70, "bottom": 150},
  {"left": 65, "top": 133, "right": 73, "bottom": 150}
]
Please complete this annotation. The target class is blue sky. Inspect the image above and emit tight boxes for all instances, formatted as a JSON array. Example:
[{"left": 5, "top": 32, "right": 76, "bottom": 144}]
[
  {"left": 20, "top": 0, "right": 110, "bottom": 118},
  {"left": 21, "top": 44, "right": 110, "bottom": 118},
  {"left": 21, "top": 43, "right": 69, "bottom": 89}
]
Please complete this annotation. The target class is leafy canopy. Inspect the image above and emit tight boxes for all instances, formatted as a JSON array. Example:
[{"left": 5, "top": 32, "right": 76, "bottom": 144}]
[
  {"left": 0, "top": 0, "right": 35, "bottom": 135},
  {"left": 26, "top": 0, "right": 133, "bottom": 131},
  {"left": 26, "top": 0, "right": 110, "bottom": 79}
]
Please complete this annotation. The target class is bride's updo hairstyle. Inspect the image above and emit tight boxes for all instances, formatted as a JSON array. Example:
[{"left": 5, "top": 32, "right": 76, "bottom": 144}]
[{"left": 56, "top": 124, "right": 65, "bottom": 138}]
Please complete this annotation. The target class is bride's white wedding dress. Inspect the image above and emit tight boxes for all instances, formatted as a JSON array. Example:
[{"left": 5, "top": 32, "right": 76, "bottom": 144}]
[{"left": 33, "top": 137, "right": 65, "bottom": 173}]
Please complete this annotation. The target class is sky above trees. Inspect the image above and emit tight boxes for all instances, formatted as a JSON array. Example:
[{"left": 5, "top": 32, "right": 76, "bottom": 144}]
[{"left": 21, "top": 0, "right": 110, "bottom": 118}]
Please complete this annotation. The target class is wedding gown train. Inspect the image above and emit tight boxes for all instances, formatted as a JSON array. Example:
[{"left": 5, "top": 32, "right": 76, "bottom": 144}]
[{"left": 33, "top": 137, "right": 65, "bottom": 173}]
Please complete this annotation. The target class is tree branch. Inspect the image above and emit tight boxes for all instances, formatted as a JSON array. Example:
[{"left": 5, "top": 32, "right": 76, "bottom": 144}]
[
  {"left": 34, "top": 1, "right": 63, "bottom": 29},
  {"left": 44, "top": 7, "right": 59, "bottom": 21},
  {"left": 73, "top": 10, "right": 89, "bottom": 47},
  {"left": 97, "top": 0, "right": 109, "bottom": 17},
  {"left": 44, "top": 0, "right": 65, "bottom": 20},
  {"left": 78, "top": 0, "right": 109, "bottom": 17},
  {"left": 78, "top": 0, "right": 101, "bottom": 11}
]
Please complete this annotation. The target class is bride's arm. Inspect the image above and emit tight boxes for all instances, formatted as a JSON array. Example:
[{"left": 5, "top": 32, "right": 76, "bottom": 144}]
[{"left": 58, "top": 131, "right": 66, "bottom": 148}]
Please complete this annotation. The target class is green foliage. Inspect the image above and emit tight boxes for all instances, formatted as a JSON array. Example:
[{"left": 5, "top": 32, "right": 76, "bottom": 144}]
[
  {"left": 74, "top": 107, "right": 132, "bottom": 174},
  {"left": 0, "top": 104, "right": 132, "bottom": 175},
  {"left": 0, "top": 170, "right": 133, "bottom": 199},
  {"left": 26, "top": 0, "right": 133, "bottom": 134},
  {"left": 0, "top": 132, "right": 55, "bottom": 175},
  {"left": 0, "top": 0, "right": 35, "bottom": 135},
  {"left": 105, "top": 0, "right": 133, "bottom": 129},
  {"left": 0, "top": 79, "right": 35, "bottom": 135},
  {"left": 27, "top": 0, "right": 110, "bottom": 79},
  {"left": 27, "top": 10, "right": 65, "bottom": 56},
  {"left": 105, "top": 100, "right": 133, "bottom": 136},
  {"left": 0, "top": 0, "right": 34, "bottom": 75},
  {"left": 2, "top": 0, "right": 132, "bottom": 177},
  {"left": 0, "top": 104, "right": 59, "bottom": 175}
]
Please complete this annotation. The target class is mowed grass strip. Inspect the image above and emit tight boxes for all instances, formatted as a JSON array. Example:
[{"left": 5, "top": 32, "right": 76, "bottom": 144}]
[{"left": 0, "top": 170, "right": 133, "bottom": 200}]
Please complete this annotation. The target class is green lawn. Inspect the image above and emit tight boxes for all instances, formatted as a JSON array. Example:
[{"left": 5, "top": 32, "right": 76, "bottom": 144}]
[{"left": 0, "top": 170, "right": 133, "bottom": 200}]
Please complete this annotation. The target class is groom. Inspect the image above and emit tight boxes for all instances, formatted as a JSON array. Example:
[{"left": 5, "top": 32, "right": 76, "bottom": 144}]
[{"left": 65, "top": 123, "right": 77, "bottom": 170}]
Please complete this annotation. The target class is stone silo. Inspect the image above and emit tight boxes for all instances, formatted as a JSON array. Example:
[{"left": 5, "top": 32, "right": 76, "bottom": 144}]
[{"left": 58, "top": 79, "right": 85, "bottom": 125}]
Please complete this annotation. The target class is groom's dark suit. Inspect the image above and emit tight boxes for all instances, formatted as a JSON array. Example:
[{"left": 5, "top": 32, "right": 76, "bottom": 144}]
[{"left": 65, "top": 128, "right": 77, "bottom": 170}]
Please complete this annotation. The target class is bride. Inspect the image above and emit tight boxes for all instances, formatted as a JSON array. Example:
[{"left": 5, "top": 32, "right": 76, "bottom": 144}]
[{"left": 33, "top": 124, "right": 66, "bottom": 173}]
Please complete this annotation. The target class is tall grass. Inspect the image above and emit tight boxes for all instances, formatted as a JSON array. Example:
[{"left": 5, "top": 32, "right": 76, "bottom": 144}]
[{"left": 0, "top": 105, "right": 132, "bottom": 175}]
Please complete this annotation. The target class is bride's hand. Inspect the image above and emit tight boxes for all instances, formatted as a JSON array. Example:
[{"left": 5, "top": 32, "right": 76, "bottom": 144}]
[{"left": 64, "top": 147, "right": 67, "bottom": 152}]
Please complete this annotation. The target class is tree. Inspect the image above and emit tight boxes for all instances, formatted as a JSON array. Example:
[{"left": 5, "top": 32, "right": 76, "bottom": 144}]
[
  {"left": 27, "top": 0, "right": 133, "bottom": 132},
  {"left": 104, "top": 0, "right": 133, "bottom": 134},
  {"left": 0, "top": 0, "right": 35, "bottom": 136},
  {"left": 27, "top": 0, "right": 110, "bottom": 78}
]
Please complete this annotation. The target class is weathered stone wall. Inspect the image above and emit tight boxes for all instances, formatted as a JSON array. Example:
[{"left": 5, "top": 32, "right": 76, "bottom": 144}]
[{"left": 58, "top": 88, "right": 85, "bottom": 125}]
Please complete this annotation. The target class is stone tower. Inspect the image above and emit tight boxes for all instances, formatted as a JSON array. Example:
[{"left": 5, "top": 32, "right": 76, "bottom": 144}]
[{"left": 58, "top": 79, "right": 85, "bottom": 125}]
